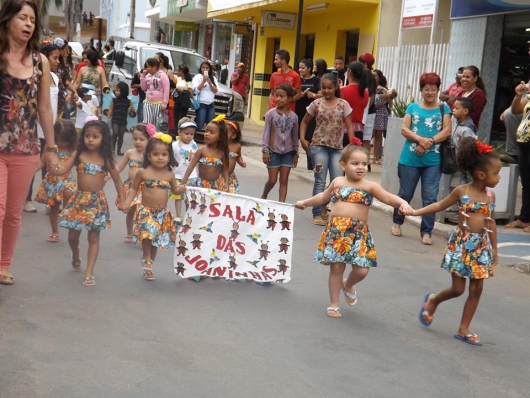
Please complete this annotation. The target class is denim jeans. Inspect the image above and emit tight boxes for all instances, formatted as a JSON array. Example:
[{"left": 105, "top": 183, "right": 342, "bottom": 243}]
[
  {"left": 392, "top": 163, "right": 441, "bottom": 237},
  {"left": 310, "top": 145, "right": 342, "bottom": 217},
  {"left": 195, "top": 103, "right": 215, "bottom": 130},
  {"left": 518, "top": 145, "right": 530, "bottom": 222}
]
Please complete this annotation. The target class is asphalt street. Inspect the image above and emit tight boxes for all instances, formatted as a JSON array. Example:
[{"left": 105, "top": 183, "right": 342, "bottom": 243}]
[{"left": 0, "top": 140, "right": 529, "bottom": 398}]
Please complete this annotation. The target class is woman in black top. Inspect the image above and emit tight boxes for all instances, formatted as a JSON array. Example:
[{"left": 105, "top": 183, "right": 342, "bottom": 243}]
[{"left": 295, "top": 59, "right": 320, "bottom": 169}]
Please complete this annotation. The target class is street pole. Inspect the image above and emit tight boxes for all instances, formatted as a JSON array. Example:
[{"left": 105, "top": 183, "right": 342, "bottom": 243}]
[
  {"left": 129, "top": 0, "right": 136, "bottom": 39},
  {"left": 293, "top": 0, "right": 304, "bottom": 67}
]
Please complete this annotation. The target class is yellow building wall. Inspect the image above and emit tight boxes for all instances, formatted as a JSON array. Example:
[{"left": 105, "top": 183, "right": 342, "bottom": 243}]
[{"left": 249, "top": 4, "right": 380, "bottom": 124}]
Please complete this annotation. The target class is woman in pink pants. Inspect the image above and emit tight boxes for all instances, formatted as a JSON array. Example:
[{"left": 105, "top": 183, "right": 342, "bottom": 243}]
[{"left": 0, "top": 0, "right": 58, "bottom": 289}]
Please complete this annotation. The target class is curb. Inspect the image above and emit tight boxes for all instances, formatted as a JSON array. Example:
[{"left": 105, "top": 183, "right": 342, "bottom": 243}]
[
  {"left": 241, "top": 140, "right": 261, "bottom": 148},
  {"left": 506, "top": 263, "right": 530, "bottom": 274}
]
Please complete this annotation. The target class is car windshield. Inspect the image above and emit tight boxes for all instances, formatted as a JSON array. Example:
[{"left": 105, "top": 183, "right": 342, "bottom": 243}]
[{"left": 140, "top": 48, "right": 205, "bottom": 76}]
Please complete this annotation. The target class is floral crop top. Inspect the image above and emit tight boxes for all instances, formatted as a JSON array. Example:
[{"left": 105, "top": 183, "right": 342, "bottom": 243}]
[
  {"left": 458, "top": 186, "right": 495, "bottom": 233},
  {"left": 77, "top": 162, "right": 106, "bottom": 178},
  {"left": 128, "top": 159, "right": 142, "bottom": 168},
  {"left": 199, "top": 156, "right": 222, "bottom": 166},
  {"left": 331, "top": 187, "right": 373, "bottom": 206},
  {"left": 144, "top": 179, "right": 171, "bottom": 189},
  {"left": 0, "top": 51, "right": 42, "bottom": 156}
]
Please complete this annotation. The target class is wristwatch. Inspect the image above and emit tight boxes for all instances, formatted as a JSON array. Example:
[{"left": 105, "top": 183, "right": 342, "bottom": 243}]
[{"left": 46, "top": 145, "right": 59, "bottom": 153}]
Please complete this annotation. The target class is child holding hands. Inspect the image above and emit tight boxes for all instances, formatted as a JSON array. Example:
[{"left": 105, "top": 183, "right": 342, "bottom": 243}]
[
  {"left": 408, "top": 137, "right": 499, "bottom": 346},
  {"left": 295, "top": 142, "right": 413, "bottom": 318}
]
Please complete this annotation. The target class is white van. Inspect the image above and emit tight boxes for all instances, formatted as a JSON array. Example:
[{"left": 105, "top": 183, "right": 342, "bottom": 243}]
[{"left": 109, "top": 40, "right": 244, "bottom": 126}]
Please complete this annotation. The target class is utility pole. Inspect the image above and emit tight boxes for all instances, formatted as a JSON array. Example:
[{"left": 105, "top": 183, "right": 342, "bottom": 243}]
[{"left": 129, "top": 0, "right": 136, "bottom": 39}]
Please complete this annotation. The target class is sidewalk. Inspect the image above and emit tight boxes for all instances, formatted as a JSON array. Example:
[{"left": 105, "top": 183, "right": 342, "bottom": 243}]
[{"left": 241, "top": 117, "right": 530, "bottom": 268}]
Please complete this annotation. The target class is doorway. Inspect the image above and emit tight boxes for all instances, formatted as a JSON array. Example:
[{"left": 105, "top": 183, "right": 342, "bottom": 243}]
[
  {"left": 344, "top": 30, "right": 359, "bottom": 63},
  {"left": 271, "top": 37, "right": 281, "bottom": 73}
]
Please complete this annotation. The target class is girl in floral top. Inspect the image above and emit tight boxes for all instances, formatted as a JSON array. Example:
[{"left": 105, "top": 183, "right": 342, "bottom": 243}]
[{"left": 300, "top": 73, "right": 355, "bottom": 225}]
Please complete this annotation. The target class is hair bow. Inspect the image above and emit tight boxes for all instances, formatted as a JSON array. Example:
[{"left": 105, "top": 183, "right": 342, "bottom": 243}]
[
  {"left": 349, "top": 136, "right": 362, "bottom": 146},
  {"left": 145, "top": 124, "right": 156, "bottom": 138},
  {"left": 153, "top": 132, "right": 172, "bottom": 144},
  {"left": 212, "top": 114, "right": 226, "bottom": 123},
  {"left": 476, "top": 141, "right": 493, "bottom": 154},
  {"left": 85, "top": 116, "right": 99, "bottom": 123}
]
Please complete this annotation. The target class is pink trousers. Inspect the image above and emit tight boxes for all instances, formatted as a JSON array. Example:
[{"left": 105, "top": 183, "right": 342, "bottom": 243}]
[{"left": 0, "top": 153, "right": 40, "bottom": 274}]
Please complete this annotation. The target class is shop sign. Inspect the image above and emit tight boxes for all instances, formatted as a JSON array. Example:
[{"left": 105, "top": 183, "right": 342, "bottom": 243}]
[
  {"left": 451, "top": 0, "right": 530, "bottom": 19},
  {"left": 402, "top": 0, "right": 436, "bottom": 29},
  {"left": 208, "top": 0, "right": 267, "bottom": 12},
  {"left": 176, "top": 0, "right": 188, "bottom": 6},
  {"left": 261, "top": 11, "right": 296, "bottom": 30},
  {"left": 174, "top": 21, "right": 195, "bottom": 32}
]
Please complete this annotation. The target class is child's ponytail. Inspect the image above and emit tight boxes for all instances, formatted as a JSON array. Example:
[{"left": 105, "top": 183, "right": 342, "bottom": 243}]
[
  {"left": 457, "top": 137, "right": 499, "bottom": 175},
  {"left": 211, "top": 114, "right": 230, "bottom": 166}
]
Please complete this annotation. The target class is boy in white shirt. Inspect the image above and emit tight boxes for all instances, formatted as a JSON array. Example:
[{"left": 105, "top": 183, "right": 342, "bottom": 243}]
[
  {"left": 75, "top": 86, "right": 100, "bottom": 132},
  {"left": 169, "top": 117, "right": 199, "bottom": 223}
]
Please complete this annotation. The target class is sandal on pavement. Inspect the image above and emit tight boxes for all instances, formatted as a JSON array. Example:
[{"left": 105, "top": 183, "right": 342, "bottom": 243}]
[
  {"left": 311, "top": 217, "right": 327, "bottom": 226},
  {"left": 505, "top": 220, "right": 530, "bottom": 229},
  {"left": 71, "top": 259, "right": 81, "bottom": 271},
  {"left": 47, "top": 234, "right": 59, "bottom": 243},
  {"left": 454, "top": 333, "right": 482, "bottom": 346},
  {"left": 523, "top": 226, "right": 530, "bottom": 233},
  {"left": 123, "top": 235, "right": 133, "bottom": 244},
  {"left": 391, "top": 224, "right": 402, "bottom": 236},
  {"left": 0, "top": 275, "right": 15, "bottom": 285},
  {"left": 422, "top": 235, "right": 432, "bottom": 245},
  {"left": 342, "top": 279, "right": 358, "bottom": 306},
  {"left": 418, "top": 293, "right": 434, "bottom": 327},
  {"left": 141, "top": 259, "right": 156, "bottom": 281},
  {"left": 326, "top": 307, "right": 342, "bottom": 318},
  {"left": 82, "top": 276, "right": 96, "bottom": 286}
]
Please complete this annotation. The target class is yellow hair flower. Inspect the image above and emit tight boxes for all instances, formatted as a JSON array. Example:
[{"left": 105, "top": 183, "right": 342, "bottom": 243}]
[
  {"left": 153, "top": 132, "right": 172, "bottom": 144},
  {"left": 212, "top": 114, "right": 226, "bottom": 123}
]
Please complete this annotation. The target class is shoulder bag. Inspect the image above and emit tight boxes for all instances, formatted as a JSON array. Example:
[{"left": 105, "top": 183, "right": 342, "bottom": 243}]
[{"left": 439, "top": 104, "right": 458, "bottom": 174}]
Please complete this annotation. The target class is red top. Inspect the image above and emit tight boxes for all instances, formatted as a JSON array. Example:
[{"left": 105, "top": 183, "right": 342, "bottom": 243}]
[
  {"left": 341, "top": 85, "right": 369, "bottom": 130},
  {"left": 456, "top": 88, "right": 487, "bottom": 128},
  {"left": 445, "top": 82, "right": 465, "bottom": 108},
  {"left": 269, "top": 69, "right": 301, "bottom": 111},
  {"left": 230, "top": 72, "right": 250, "bottom": 98}
]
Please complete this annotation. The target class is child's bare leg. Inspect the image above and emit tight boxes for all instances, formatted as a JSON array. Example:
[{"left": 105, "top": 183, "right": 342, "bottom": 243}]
[
  {"left": 278, "top": 166, "right": 291, "bottom": 203},
  {"left": 175, "top": 199, "right": 182, "bottom": 217},
  {"left": 85, "top": 231, "right": 100, "bottom": 278},
  {"left": 126, "top": 205, "right": 136, "bottom": 236},
  {"left": 457, "top": 279, "right": 484, "bottom": 336},
  {"left": 49, "top": 205, "right": 60, "bottom": 235},
  {"left": 344, "top": 265, "right": 370, "bottom": 292},
  {"left": 425, "top": 274, "right": 466, "bottom": 315},
  {"left": 150, "top": 246, "right": 158, "bottom": 262},
  {"left": 329, "top": 262, "right": 346, "bottom": 307},
  {"left": 63, "top": 189, "right": 73, "bottom": 207},
  {"left": 68, "top": 229, "right": 81, "bottom": 262},
  {"left": 261, "top": 168, "right": 279, "bottom": 199},
  {"left": 141, "top": 239, "right": 155, "bottom": 279}
]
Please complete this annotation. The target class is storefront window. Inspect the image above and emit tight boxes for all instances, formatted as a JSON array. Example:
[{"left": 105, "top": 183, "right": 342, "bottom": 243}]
[{"left": 215, "top": 23, "right": 232, "bottom": 63}]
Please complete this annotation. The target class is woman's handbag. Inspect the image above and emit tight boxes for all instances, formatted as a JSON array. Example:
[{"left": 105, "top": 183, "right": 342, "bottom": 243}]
[
  {"left": 157, "top": 111, "right": 169, "bottom": 132},
  {"left": 190, "top": 95, "right": 200, "bottom": 110},
  {"left": 439, "top": 105, "right": 458, "bottom": 174}
]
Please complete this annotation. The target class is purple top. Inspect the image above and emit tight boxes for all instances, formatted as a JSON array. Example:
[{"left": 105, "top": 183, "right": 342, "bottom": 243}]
[{"left": 262, "top": 108, "right": 299, "bottom": 155}]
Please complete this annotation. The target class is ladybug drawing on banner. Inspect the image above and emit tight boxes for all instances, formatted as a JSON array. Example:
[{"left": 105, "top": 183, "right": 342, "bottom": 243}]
[
  {"left": 230, "top": 219, "right": 240, "bottom": 241},
  {"left": 180, "top": 216, "right": 192, "bottom": 234},
  {"left": 279, "top": 237, "right": 290, "bottom": 254},
  {"left": 177, "top": 240, "right": 188, "bottom": 256},
  {"left": 228, "top": 254, "right": 238, "bottom": 270},
  {"left": 198, "top": 194, "right": 207, "bottom": 214},
  {"left": 266, "top": 208, "right": 277, "bottom": 230},
  {"left": 278, "top": 259, "right": 289, "bottom": 275},
  {"left": 280, "top": 214, "right": 291, "bottom": 231},
  {"left": 258, "top": 241, "right": 270, "bottom": 260},
  {"left": 189, "top": 192, "right": 198, "bottom": 210},
  {"left": 191, "top": 234, "right": 203, "bottom": 250},
  {"left": 175, "top": 262, "right": 186, "bottom": 276}
]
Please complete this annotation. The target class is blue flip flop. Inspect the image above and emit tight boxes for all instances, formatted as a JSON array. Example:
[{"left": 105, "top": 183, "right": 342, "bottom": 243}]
[
  {"left": 454, "top": 333, "right": 483, "bottom": 346},
  {"left": 418, "top": 293, "right": 434, "bottom": 327}
]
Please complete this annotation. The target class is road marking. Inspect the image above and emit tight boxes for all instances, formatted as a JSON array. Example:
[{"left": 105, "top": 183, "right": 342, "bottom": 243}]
[{"left": 498, "top": 242, "right": 530, "bottom": 248}]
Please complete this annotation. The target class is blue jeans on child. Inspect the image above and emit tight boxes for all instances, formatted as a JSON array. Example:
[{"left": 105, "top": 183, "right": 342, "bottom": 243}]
[
  {"left": 310, "top": 145, "right": 342, "bottom": 217},
  {"left": 392, "top": 163, "right": 441, "bottom": 237},
  {"left": 195, "top": 103, "right": 215, "bottom": 130}
]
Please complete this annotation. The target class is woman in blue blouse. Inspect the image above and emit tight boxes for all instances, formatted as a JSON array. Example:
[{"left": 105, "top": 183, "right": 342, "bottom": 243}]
[{"left": 391, "top": 73, "right": 451, "bottom": 244}]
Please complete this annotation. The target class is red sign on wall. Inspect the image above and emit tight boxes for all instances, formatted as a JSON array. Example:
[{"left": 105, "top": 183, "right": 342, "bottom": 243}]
[{"left": 402, "top": 14, "right": 434, "bottom": 29}]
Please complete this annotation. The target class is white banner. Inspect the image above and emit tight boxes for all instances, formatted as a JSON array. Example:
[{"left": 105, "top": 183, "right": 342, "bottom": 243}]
[
  {"left": 174, "top": 188, "right": 294, "bottom": 283},
  {"left": 402, "top": 0, "right": 436, "bottom": 29}
]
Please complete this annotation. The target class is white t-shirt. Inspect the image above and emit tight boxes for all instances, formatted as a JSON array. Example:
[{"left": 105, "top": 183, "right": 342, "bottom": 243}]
[
  {"left": 172, "top": 137, "right": 198, "bottom": 179},
  {"left": 37, "top": 72, "right": 59, "bottom": 139},
  {"left": 75, "top": 95, "right": 99, "bottom": 129},
  {"left": 192, "top": 74, "right": 218, "bottom": 105}
]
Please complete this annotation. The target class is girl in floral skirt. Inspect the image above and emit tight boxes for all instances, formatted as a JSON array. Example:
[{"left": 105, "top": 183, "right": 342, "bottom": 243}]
[
  {"left": 295, "top": 141, "right": 412, "bottom": 318},
  {"left": 121, "top": 132, "right": 180, "bottom": 281},
  {"left": 35, "top": 120, "right": 78, "bottom": 243},
  {"left": 114, "top": 123, "right": 154, "bottom": 243},
  {"left": 409, "top": 137, "right": 499, "bottom": 346},
  {"left": 56, "top": 120, "right": 125, "bottom": 286}
]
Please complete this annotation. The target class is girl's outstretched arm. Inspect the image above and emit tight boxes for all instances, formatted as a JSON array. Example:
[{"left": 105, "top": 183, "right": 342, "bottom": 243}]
[
  {"left": 115, "top": 150, "right": 130, "bottom": 174},
  {"left": 107, "top": 161, "right": 125, "bottom": 206},
  {"left": 295, "top": 180, "right": 335, "bottom": 209},
  {"left": 236, "top": 147, "right": 246, "bottom": 168},
  {"left": 179, "top": 147, "right": 202, "bottom": 191},
  {"left": 53, "top": 151, "right": 77, "bottom": 175},
  {"left": 170, "top": 175, "right": 180, "bottom": 196},
  {"left": 412, "top": 187, "right": 461, "bottom": 217},
  {"left": 369, "top": 182, "right": 413, "bottom": 213}
]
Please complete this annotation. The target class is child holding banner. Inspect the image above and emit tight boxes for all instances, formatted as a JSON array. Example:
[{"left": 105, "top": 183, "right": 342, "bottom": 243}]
[
  {"left": 226, "top": 120, "right": 246, "bottom": 194},
  {"left": 120, "top": 132, "right": 180, "bottom": 281},
  {"left": 294, "top": 143, "right": 413, "bottom": 318},
  {"left": 179, "top": 115, "right": 229, "bottom": 192}
]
